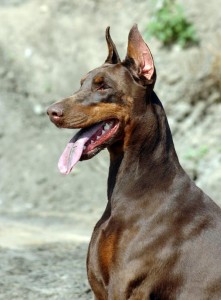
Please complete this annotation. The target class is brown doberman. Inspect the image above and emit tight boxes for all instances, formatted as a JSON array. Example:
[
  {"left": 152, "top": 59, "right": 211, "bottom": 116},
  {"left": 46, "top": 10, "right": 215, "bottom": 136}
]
[{"left": 47, "top": 25, "right": 221, "bottom": 299}]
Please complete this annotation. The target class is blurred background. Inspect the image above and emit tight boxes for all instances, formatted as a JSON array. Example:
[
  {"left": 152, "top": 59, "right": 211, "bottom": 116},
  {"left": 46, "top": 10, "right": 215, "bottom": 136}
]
[{"left": 0, "top": 0, "right": 220, "bottom": 299}]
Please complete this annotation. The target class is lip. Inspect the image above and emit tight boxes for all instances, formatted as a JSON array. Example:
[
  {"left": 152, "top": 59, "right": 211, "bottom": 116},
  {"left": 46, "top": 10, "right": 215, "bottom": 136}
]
[
  {"left": 57, "top": 117, "right": 122, "bottom": 175},
  {"left": 80, "top": 119, "right": 120, "bottom": 159}
]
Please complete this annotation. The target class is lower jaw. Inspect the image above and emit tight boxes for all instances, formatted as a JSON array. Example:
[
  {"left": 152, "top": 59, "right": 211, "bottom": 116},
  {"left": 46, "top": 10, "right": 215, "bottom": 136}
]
[
  {"left": 81, "top": 131, "right": 123, "bottom": 160},
  {"left": 80, "top": 144, "right": 104, "bottom": 160},
  {"left": 81, "top": 120, "right": 121, "bottom": 157}
]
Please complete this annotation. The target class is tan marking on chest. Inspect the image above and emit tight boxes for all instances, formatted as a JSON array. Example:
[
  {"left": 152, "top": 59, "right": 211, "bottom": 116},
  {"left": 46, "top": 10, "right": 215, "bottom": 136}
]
[{"left": 98, "top": 231, "right": 118, "bottom": 285}]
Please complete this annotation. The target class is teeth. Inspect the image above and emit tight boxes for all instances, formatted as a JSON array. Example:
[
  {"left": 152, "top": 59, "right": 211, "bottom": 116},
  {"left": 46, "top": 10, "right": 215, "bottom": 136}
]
[
  {"left": 104, "top": 123, "right": 110, "bottom": 130},
  {"left": 91, "top": 140, "right": 94, "bottom": 144},
  {"left": 83, "top": 146, "right": 86, "bottom": 150},
  {"left": 96, "top": 135, "right": 101, "bottom": 140},
  {"left": 102, "top": 130, "right": 105, "bottom": 135}
]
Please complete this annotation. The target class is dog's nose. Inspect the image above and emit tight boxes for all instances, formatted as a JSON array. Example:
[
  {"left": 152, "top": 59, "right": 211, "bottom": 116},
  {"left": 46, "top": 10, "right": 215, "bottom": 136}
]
[{"left": 47, "top": 103, "right": 64, "bottom": 124}]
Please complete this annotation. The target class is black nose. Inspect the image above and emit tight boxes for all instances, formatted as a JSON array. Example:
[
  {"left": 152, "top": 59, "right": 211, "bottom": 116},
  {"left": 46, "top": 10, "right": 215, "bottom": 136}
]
[{"left": 47, "top": 103, "right": 64, "bottom": 124}]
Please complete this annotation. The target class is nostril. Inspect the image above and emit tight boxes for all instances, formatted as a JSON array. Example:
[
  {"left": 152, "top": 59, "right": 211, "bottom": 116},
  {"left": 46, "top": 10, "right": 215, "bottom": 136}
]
[
  {"left": 52, "top": 110, "right": 61, "bottom": 117},
  {"left": 47, "top": 105, "right": 64, "bottom": 118}
]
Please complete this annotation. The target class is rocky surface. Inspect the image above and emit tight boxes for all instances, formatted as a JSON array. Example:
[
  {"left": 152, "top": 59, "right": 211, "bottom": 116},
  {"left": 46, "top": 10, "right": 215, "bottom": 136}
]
[{"left": 0, "top": 0, "right": 220, "bottom": 299}]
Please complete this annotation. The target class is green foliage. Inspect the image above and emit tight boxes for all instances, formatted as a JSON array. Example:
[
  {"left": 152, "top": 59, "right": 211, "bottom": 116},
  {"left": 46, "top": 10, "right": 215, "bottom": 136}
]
[
  {"left": 184, "top": 145, "right": 209, "bottom": 161},
  {"left": 147, "top": 0, "right": 199, "bottom": 48}
]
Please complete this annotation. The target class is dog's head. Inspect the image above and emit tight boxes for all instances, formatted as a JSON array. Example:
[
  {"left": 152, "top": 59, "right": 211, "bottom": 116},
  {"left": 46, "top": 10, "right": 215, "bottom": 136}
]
[{"left": 47, "top": 25, "right": 156, "bottom": 174}]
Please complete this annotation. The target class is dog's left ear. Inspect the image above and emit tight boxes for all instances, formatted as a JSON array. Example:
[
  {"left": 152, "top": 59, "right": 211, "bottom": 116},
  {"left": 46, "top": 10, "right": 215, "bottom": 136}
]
[
  {"left": 124, "top": 24, "right": 156, "bottom": 86},
  {"left": 105, "top": 27, "right": 121, "bottom": 64}
]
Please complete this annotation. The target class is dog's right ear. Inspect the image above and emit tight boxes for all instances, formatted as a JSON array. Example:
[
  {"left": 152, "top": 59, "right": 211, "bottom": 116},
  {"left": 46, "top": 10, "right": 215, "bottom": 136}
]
[{"left": 105, "top": 27, "right": 121, "bottom": 64}]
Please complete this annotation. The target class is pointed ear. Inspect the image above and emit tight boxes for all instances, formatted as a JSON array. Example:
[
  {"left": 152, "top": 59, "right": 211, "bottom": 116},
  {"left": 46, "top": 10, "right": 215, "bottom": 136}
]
[
  {"left": 105, "top": 27, "right": 121, "bottom": 64},
  {"left": 124, "top": 24, "right": 156, "bottom": 85}
]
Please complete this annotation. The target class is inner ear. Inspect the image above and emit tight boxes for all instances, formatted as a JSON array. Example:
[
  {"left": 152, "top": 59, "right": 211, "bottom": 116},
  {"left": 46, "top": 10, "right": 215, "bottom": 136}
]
[
  {"left": 124, "top": 24, "right": 156, "bottom": 85},
  {"left": 105, "top": 27, "right": 121, "bottom": 64}
]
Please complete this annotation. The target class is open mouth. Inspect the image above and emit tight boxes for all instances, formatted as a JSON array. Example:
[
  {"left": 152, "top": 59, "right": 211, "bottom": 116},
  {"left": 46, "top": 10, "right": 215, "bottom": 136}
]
[{"left": 58, "top": 119, "right": 120, "bottom": 175}]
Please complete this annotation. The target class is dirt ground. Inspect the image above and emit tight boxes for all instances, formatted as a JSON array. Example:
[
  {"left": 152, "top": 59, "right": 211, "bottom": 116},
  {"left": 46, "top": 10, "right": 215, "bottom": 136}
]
[{"left": 0, "top": 0, "right": 221, "bottom": 299}]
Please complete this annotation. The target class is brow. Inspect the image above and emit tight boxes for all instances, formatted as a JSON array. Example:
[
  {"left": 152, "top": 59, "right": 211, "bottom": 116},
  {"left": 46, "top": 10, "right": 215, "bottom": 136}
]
[{"left": 80, "top": 73, "right": 89, "bottom": 85}]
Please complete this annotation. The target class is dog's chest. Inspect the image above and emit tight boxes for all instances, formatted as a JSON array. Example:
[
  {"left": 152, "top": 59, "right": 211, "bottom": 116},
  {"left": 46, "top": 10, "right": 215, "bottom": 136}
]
[
  {"left": 87, "top": 217, "right": 154, "bottom": 297},
  {"left": 87, "top": 219, "right": 120, "bottom": 287}
]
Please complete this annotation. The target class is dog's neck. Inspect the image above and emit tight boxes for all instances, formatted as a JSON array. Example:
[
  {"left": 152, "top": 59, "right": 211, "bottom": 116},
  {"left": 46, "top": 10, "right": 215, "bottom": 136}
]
[{"left": 107, "top": 91, "right": 184, "bottom": 202}]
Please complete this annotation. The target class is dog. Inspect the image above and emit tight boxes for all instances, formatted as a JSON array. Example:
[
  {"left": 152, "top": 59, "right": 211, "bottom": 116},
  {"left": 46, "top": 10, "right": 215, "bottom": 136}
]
[{"left": 47, "top": 25, "right": 221, "bottom": 299}]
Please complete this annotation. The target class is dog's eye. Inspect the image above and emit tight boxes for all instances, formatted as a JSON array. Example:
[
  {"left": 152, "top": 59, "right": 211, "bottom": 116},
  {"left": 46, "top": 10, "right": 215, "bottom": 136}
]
[{"left": 97, "top": 83, "right": 110, "bottom": 91}]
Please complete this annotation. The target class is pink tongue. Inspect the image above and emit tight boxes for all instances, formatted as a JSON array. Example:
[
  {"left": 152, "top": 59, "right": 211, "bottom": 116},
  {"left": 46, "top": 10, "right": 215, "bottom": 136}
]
[{"left": 58, "top": 123, "right": 102, "bottom": 175}]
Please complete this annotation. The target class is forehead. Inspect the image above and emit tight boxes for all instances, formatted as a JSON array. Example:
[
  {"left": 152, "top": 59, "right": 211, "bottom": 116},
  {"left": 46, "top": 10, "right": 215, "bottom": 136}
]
[{"left": 81, "top": 64, "right": 125, "bottom": 82}]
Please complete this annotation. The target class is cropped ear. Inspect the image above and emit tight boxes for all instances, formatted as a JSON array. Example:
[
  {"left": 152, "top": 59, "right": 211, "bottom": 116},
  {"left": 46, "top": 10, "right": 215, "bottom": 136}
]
[
  {"left": 124, "top": 24, "right": 156, "bottom": 85},
  {"left": 105, "top": 27, "right": 121, "bottom": 64}
]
